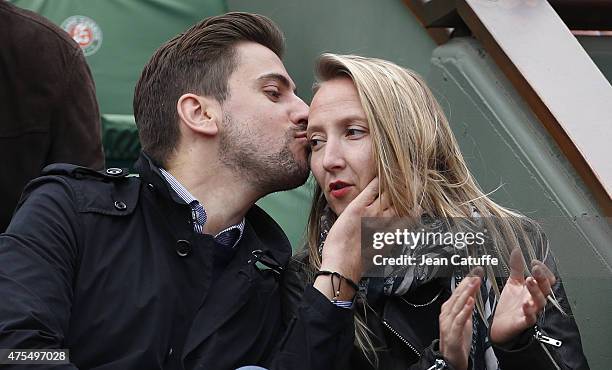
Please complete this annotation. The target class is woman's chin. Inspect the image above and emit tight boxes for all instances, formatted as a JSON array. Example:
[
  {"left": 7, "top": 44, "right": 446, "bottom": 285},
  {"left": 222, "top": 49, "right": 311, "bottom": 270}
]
[
  {"left": 329, "top": 202, "right": 347, "bottom": 217},
  {"left": 327, "top": 192, "right": 359, "bottom": 216}
]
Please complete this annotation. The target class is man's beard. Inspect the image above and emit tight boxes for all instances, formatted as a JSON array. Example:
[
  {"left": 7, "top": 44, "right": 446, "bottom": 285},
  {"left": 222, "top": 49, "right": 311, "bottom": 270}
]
[{"left": 218, "top": 113, "right": 309, "bottom": 195}]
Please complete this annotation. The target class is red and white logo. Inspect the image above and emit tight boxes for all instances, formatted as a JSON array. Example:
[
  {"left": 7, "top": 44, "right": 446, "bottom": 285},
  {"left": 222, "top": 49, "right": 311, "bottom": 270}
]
[{"left": 61, "top": 15, "right": 102, "bottom": 56}]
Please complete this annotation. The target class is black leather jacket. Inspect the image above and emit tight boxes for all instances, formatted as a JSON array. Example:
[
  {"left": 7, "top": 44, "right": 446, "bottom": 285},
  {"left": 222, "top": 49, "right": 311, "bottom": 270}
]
[{"left": 281, "top": 249, "right": 590, "bottom": 370}]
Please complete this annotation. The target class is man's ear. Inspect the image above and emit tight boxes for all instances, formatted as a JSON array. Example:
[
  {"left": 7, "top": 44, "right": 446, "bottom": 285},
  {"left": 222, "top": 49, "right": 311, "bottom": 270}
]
[{"left": 176, "top": 93, "right": 220, "bottom": 136}]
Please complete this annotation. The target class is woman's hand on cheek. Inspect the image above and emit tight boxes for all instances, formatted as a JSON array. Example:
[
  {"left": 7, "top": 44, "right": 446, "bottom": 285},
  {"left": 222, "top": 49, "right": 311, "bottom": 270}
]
[
  {"left": 490, "top": 248, "right": 556, "bottom": 345},
  {"left": 319, "top": 177, "right": 394, "bottom": 284}
]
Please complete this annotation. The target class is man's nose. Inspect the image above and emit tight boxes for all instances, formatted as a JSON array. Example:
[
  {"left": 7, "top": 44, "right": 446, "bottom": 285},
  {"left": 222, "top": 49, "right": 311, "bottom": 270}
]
[{"left": 290, "top": 96, "right": 309, "bottom": 129}]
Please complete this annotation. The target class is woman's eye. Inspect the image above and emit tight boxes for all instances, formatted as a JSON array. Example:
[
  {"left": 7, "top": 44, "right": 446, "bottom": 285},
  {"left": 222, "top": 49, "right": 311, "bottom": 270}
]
[
  {"left": 346, "top": 128, "right": 365, "bottom": 137},
  {"left": 308, "top": 137, "right": 324, "bottom": 149}
]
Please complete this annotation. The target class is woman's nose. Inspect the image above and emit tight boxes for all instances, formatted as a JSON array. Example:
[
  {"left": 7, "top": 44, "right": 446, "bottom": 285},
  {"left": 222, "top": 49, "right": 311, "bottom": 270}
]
[{"left": 321, "top": 139, "right": 345, "bottom": 172}]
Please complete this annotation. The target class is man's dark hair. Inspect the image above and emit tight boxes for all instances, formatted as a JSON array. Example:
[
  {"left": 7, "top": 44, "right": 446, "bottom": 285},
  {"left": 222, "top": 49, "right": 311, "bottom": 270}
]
[{"left": 133, "top": 12, "right": 285, "bottom": 166}]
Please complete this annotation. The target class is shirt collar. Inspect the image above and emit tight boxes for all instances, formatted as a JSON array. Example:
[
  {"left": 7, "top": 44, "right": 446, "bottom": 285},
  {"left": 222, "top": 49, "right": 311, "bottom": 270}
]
[
  {"left": 159, "top": 168, "right": 245, "bottom": 248},
  {"left": 159, "top": 168, "right": 197, "bottom": 204}
]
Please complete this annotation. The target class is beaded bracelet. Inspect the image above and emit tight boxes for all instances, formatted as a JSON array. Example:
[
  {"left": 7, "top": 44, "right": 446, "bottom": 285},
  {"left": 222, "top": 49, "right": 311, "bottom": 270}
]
[{"left": 314, "top": 270, "right": 359, "bottom": 302}]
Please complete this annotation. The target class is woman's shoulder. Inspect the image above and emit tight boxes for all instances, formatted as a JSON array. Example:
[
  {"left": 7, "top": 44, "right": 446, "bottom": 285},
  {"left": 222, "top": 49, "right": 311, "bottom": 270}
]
[
  {"left": 282, "top": 247, "right": 316, "bottom": 290},
  {"left": 287, "top": 248, "right": 312, "bottom": 273},
  {"left": 280, "top": 247, "right": 316, "bottom": 323}
]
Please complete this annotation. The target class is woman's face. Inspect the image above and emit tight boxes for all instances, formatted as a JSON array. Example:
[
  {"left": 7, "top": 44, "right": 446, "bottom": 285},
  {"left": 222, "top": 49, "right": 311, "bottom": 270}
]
[{"left": 307, "top": 77, "right": 376, "bottom": 215}]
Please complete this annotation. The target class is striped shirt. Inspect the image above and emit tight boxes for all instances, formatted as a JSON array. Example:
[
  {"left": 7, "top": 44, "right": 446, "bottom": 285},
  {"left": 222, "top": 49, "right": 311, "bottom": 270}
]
[{"left": 159, "top": 168, "right": 245, "bottom": 248}]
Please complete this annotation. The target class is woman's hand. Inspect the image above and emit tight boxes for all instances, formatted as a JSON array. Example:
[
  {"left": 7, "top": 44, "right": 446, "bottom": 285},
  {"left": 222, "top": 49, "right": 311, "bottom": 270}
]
[
  {"left": 315, "top": 178, "right": 394, "bottom": 299},
  {"left": 439, "top": 269, "right": 482, "bottom": 370},
  {"left": 490, "top": 248, "right": 556, "bottom": 345}
]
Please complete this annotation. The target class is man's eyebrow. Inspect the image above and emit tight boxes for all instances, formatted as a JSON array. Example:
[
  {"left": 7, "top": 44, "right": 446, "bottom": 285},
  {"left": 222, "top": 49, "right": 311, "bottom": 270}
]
[{"left": 257, "top": 73, "right": 298, "bottom": 94}]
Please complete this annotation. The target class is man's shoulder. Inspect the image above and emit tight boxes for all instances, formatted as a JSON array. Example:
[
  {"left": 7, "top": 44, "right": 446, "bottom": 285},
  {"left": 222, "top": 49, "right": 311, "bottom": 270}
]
[
  {"left": 22, "top": 164, "right": 142, "bottom": 216},
  {"left": 0, "top": 2, "right": 80, "bottom": 54},
  {"left": 41, "top": 163, "right": 132, "bottom": 179},
  {"left": 0, "top": 1, "right": 79, "bottom": 51}
]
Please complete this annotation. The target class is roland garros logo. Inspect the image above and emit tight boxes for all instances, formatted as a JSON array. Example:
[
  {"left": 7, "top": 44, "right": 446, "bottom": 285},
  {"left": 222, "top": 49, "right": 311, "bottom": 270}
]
[{"left": 61, "top": 15, "right": 102, "bottom": 56}]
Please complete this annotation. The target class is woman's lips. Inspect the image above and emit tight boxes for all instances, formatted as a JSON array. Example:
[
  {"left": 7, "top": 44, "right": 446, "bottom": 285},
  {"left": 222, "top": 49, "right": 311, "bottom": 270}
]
[
  {"left": 330, "top": 186, "right": 352, "bottom": 198},
  {"left": 329, "top": 181, "right": 353, "bottom": 198}
]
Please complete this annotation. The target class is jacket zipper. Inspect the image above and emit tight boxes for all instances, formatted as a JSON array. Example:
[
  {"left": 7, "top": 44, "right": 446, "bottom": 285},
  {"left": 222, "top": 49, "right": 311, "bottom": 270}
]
[
  {"left": 383, "top": 321, "right": 563, "bottom": 369},
  {"left": 534, "top": 325, "right": 562, "bottom": 347},
  {"left": 426, "top": 359, "right": 447, "bottom": 370},
  {"left": 382, "top": 319, "right": 421, "bottom": 358},
  {"left": 534, "top": 325, "right": 562, "bottom": 370}
]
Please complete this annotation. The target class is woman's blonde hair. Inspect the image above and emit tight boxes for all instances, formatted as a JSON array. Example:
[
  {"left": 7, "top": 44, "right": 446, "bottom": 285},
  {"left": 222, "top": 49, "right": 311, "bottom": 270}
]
[{"left": 306, "top": 53, "right": 548, "bottom": 367}]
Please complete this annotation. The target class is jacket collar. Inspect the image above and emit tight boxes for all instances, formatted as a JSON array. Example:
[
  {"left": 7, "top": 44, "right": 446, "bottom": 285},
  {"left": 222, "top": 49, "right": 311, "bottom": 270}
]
[{"left": 133, "top": 151, "right": 186, "bottom": 205}]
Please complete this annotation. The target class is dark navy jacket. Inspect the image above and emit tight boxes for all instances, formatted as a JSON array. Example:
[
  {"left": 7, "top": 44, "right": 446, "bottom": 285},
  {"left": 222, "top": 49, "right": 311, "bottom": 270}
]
[{"left": 0, "top": 153, "right": 353, "bottom": 370}]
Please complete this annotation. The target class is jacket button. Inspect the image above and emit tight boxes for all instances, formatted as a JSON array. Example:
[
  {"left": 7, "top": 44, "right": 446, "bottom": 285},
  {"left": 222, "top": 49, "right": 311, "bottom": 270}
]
[
  {"left": 176, "top": 240, "right": 191, "bottom": 257},
  {"left": 147, "top": 183, "right": 155, "bottom": 191},
  {"left": 114, "top": 201, "right": 127, "bottom": 210},
  {"left": 106, "top": 168, "right": 123, "bottom": 176}
]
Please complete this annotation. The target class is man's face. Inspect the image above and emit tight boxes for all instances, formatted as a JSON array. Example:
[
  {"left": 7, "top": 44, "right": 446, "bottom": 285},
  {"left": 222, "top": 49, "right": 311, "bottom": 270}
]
[{"left": 218, "top": 42, "right": 310, "bottom": 194}]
